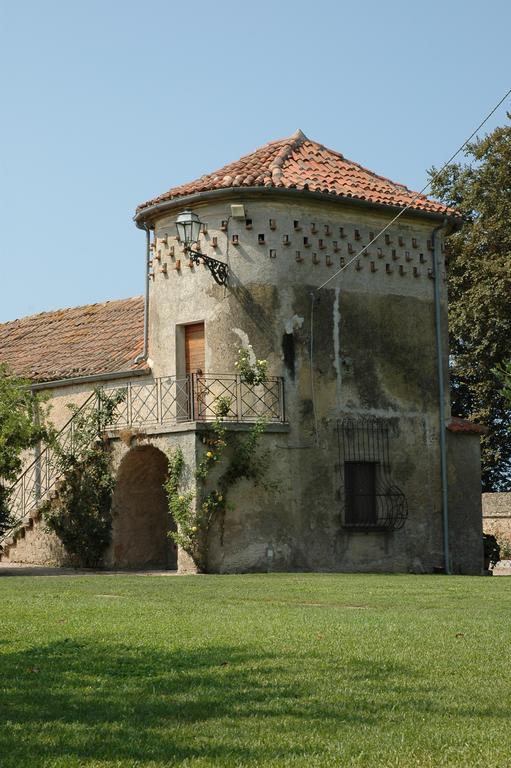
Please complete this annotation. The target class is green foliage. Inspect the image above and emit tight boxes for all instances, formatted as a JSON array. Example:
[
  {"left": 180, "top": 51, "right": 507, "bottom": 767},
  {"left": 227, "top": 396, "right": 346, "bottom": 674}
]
[
  {"left": 429, "top": 116, "right": 511, "bottom": 490},
  {"left": 165, "top": 400, "right": 269, "bottom": 572},
  {"left": 0, "top": 364, "right": 47, "bottom": 537},
  {"left": 214, "top": 395, "right": 233, "bottom": 418},
  {"left": 234, "top": 345, "right": 268, "bottom": 385},
  {"left": 483, "top": 532, "right": 501, "bottom": 568},
  {"left": 163, "top": 447, "right": 200, "bottom": 566},
  {"left": 43, "top": 389, "right": 124, "bottom": 568},
  {"left": 489, "top": 525, "right": 511, "bottom": 560},
  {"left": 495, "top": 360, "right": 511, "bottom": 409},
  {"left": 218, "top": 419, "right": 269, "bottom": 491},
  {"left": 195, "top": 418, "right": 228, "bottom": 482}
]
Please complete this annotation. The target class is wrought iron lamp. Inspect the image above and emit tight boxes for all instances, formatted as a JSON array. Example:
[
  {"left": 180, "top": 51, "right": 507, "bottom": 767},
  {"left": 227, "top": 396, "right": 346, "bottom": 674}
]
[{"left": 175, "top": 210, "right": 229, "bottom": 286}]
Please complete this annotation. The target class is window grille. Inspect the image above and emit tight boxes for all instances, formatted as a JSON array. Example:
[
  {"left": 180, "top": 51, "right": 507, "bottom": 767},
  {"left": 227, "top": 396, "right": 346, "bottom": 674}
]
[{"left": 338, "top": 416, "right": 408, "bottom": 530}]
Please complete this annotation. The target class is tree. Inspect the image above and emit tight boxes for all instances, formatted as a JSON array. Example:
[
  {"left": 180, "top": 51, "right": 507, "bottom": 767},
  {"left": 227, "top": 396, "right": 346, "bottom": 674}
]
[
  {"left": 0, "top": 364, "right": 46, "bottom": 535},
  {"left": 498, "top": 361, "right": 511, "bottom": 407},
  {"left": 429, "top": 115, "right": 511, "bottom": 490}
]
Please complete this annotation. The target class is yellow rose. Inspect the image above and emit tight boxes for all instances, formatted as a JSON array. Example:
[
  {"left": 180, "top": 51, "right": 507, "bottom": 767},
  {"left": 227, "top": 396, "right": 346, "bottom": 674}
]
[
  {"left": 206, "top": 451, "right": 213, "bottom": 458},
  {"left": 191, "top": 526, "right": 198, "bottom": 532}
]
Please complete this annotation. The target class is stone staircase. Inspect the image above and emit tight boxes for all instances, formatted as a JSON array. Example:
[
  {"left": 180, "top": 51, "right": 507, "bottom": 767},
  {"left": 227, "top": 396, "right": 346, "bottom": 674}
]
[
  {"left": 0, "top": 392, "right": 98, "bottom": 564},
  {"left": 0, "top": 503, "right": 66, "bottom": 565}
]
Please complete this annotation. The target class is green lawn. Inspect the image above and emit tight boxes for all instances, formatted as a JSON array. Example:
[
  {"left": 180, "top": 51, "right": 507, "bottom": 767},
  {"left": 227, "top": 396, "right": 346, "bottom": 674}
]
[{"left": 0, "top": 573, "right": 510, "bottom": 768}]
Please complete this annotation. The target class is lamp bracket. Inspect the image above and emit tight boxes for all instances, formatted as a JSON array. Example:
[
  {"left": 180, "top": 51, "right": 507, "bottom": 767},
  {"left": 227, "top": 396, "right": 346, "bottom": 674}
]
[{"left": 186, "top": 248, "right": 229, "bottom": 286}]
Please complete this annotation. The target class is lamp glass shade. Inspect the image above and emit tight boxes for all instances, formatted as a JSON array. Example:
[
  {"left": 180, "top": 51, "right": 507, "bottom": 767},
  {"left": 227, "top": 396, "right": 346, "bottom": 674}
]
[{"left": 176, "top": 210, "right": 202, "bottom": 246}]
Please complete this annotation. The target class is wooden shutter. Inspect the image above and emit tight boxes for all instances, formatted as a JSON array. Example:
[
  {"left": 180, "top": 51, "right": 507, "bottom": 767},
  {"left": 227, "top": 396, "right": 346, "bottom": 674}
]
[{"left": 185, "top": 323, "right": 205, "bottom": 375}]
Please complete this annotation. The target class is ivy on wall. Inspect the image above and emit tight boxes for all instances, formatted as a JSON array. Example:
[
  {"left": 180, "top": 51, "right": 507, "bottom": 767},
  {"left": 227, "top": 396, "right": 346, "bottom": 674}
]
[
  {"left": 164, "top": 347, "right": 272, "bottom": 572},
  {"left": 42, "top": 389, "right": 125, "bottom": 568},
  {"left": 0, "top": 364, "right": 48, "bottom": 538}
]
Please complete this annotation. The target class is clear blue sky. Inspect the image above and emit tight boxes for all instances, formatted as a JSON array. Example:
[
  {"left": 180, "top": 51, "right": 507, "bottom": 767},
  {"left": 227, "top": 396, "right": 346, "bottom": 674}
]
[{"left": 1, "top": 0, "right": 510, "bottom": 322}]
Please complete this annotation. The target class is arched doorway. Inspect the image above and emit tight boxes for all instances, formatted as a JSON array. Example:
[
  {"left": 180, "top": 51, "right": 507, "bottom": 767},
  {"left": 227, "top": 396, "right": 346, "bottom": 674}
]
[{"left": 111, "top": 445, "right": 176, "bottom": 569}]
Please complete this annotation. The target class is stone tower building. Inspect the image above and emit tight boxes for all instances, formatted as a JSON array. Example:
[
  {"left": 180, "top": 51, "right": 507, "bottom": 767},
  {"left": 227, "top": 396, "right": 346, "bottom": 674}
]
[{"left": 0, "top": 131, "right": 484, "bottom": 573}]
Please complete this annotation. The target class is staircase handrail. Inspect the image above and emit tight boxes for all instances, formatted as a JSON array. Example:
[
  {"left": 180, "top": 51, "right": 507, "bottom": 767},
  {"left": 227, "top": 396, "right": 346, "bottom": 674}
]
[{"left": 0, "top": 391, "right": 98, "bottom": 544}]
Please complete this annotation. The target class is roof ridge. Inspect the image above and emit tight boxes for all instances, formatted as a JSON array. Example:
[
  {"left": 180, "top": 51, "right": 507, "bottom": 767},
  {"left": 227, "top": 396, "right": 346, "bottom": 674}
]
[
  {"left": 195, "top": 130, "right": 307, "bottom": 187},
  {"left": 293, "top": 135, "right": 432, "bottom": 201},
  {"left": 268, "top": 129, "right": 307, "bottom": 186},
  {"left": 135, "top": 131, "right": 456, "bottom": 218},
  {"left": 319, "top": 143, "right": 422, "bottom": 195}
]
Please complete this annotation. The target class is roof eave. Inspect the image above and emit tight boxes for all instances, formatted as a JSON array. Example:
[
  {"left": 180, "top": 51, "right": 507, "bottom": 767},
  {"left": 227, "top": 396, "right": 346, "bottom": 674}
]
[
  {"left": 134, "top": 186, "right": 460, "bottom": 229},
  {"left": 29, "top": 366, "right": 150, "bottom": 391}
]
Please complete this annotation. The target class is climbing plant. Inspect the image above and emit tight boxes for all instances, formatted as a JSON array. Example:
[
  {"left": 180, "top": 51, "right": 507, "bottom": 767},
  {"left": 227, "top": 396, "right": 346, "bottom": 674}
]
[
  {"left": 234, "top": 344, "right": 268, "bottom": 385},
  {"left": 42, "top": 389, "right": 125, "bottom": 568},
  {"left": 165, "top": 346, "right": 272, "bottom": 572},
  {"left": 0, "top": 364, "right": 48, "bottom": 538}
]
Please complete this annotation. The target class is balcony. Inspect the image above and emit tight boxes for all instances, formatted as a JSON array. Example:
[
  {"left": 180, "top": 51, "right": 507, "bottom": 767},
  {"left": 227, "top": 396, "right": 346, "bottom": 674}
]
[
  {"left": 107, "top": 373, "right": 286, "bottom": 429},
  {"left": 2, "top": 374, "right": 286, "bottom": 539}
]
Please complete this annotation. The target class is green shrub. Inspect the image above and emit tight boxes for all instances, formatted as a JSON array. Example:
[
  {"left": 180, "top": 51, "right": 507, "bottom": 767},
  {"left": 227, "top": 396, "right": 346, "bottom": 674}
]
[
  {"left": 483, "top": 533, "right": 501, "bottom": 568},
  {"left": 43, "top": 389, "right": 124, "bottom": 568}
]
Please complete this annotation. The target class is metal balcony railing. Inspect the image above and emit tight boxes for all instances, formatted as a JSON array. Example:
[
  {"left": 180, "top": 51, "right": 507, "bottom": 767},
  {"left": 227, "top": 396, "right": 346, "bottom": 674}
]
[
  {"left": 1, "top": 374, "right": 285, "bottom": 547},
  {"left": 107, "top": 373, "right": 286, "bottom": 428}
]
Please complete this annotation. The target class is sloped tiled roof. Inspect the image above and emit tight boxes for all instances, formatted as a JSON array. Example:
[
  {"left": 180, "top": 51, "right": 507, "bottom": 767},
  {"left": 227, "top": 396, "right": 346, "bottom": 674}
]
[
  {"left": 447, "top": 417, "right": 487, "bottom": 435},
  {"left": 0, "top": 297, "right": 146, "bottom": 383},
  {"left": 137, "top": 129, "right": 456, "bottom": 218}
]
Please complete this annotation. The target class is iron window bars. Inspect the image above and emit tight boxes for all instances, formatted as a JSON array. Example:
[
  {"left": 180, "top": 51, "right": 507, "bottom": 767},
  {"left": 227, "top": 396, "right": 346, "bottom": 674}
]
[{"left": 338, "top": 416, "right": 408, "bottom": 531}]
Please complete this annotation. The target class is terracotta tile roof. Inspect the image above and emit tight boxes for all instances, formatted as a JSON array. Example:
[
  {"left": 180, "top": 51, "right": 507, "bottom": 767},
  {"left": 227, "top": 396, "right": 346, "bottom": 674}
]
[
  {"left": 447, "top": 417, "right": 487, "bottom": 435},
  {"left": 137, "top": 129, "right": 457, "bottom": 218},
  {"left": 0, "top": 297, "right": 146, "bottom": 384}
]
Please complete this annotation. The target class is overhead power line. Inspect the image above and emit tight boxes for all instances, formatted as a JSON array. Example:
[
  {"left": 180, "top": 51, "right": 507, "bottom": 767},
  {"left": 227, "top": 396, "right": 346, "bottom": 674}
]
[{"left": 316, "top": 85, "right": 511, "bottom": 292}]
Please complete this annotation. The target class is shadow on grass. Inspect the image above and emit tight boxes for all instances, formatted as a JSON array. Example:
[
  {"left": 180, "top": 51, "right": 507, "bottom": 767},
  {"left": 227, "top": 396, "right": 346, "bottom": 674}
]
[{"left": 0, "top": 640, "right": 506, "bottom": 766}]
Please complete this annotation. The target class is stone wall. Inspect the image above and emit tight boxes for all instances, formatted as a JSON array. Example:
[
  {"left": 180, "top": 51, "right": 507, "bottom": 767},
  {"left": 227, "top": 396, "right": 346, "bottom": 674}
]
[
  {"left": 482, "top": 493, "right": 511, "bottom": 554},
  {"left": 5, "top": 515, "right": 68, "bottom": 566}
]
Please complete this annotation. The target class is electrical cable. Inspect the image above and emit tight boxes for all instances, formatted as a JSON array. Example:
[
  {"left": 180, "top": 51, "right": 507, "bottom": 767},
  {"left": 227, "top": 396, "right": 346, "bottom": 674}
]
[
  {"left": 309, "top": 292, "right": 319, "bottom": 445},
  {"left": 316, "top": 85, "right": 511, "bottom": 292},
  {"left": 308, "top": 84, "right": 511, "bottom": 446}
]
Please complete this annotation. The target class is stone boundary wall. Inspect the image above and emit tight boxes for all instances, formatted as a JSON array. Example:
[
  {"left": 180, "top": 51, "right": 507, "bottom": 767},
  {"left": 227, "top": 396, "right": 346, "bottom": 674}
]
[{"left": 482, "top": 493, "right": 511, "bottom": 553}]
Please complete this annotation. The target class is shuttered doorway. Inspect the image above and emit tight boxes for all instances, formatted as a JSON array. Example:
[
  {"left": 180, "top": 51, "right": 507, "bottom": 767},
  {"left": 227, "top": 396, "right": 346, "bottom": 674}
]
[
  {"left": 185, "top": 322, "right": 205, "bottom": 376},
  {"left": 185, "top": 322, "right": 205, "bottom": 419}
]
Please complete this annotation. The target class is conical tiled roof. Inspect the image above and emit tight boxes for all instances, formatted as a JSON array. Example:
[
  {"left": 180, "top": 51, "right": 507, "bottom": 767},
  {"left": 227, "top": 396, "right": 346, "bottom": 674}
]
[{"left": 136, "top": 130, "right": 456, "bottom": 217}]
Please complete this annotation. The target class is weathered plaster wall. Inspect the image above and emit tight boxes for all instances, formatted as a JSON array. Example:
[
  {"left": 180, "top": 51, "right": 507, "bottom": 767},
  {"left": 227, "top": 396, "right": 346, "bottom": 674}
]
[
  {"left": 106, "top": 429, "right": 198, "bottom": 572},
  {"left": 203, "top": 416, "right": 445, "bottom": 574},
  {"left": 149, "top": 196, "right": 449, "bottom": 385},
  {"left": 142, "top": 194, "right": 460, "bottom": 574},
  {"left": 447, "top": 432, "right": 483, "bottom": 574}
]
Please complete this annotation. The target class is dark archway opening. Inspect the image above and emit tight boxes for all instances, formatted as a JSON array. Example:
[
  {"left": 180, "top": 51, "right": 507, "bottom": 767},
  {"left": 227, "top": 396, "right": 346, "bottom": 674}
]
[{"left": 111, "top": 445, "right": 176, "bottom": 569}]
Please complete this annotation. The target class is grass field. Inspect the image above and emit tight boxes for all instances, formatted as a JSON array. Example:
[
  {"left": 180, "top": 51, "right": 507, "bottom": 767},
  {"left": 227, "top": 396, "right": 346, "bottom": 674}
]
[{"left": 1, "top": 573, "right": 510, "bottom": 767}]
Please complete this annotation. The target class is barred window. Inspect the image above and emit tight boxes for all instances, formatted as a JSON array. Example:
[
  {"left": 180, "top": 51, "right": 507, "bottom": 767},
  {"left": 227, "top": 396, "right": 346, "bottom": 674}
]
[
  {"left": 344, "top": 461, "right": 377, "bottom": 527},
  {"left": 338, "top": 417, "right": 408, "bottom": 531}
]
